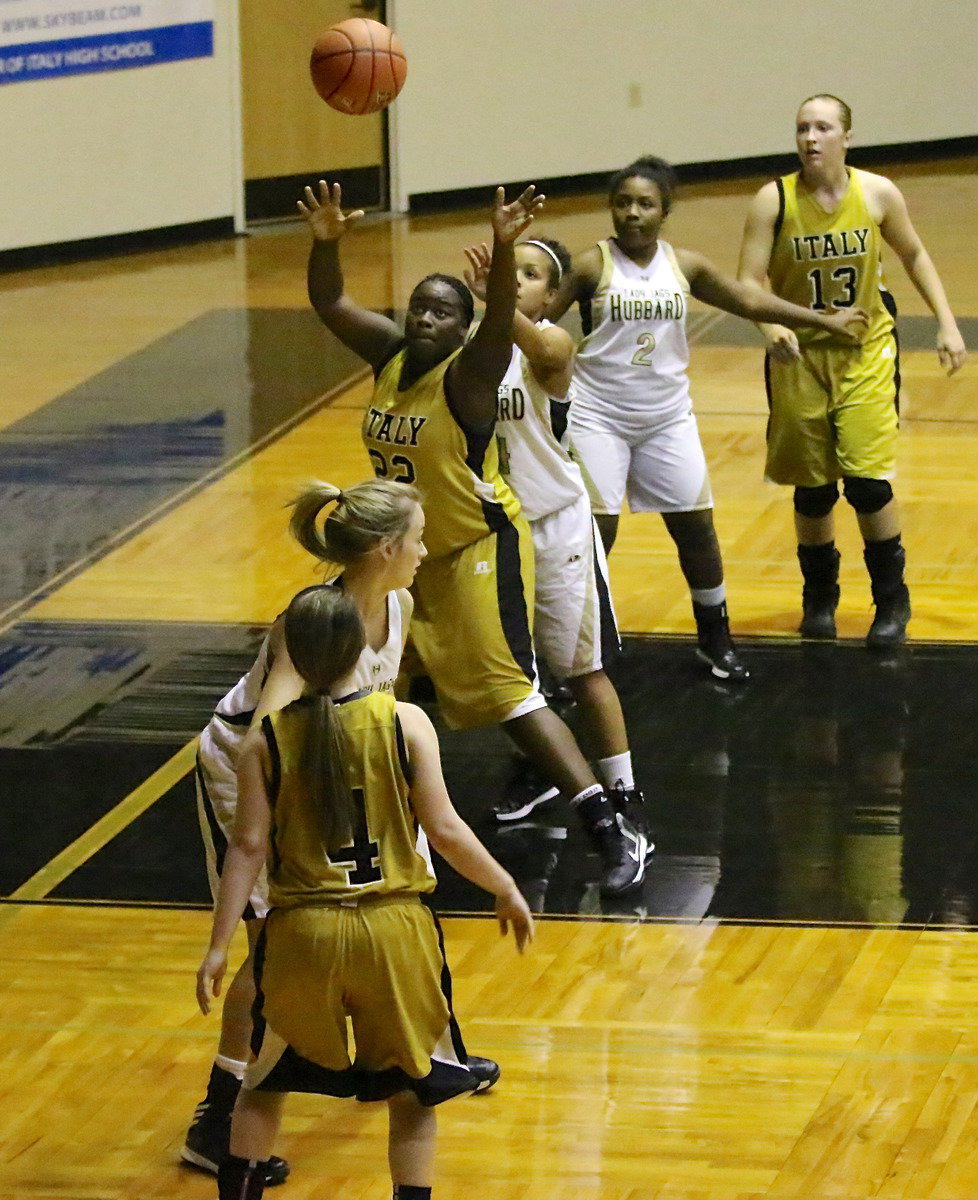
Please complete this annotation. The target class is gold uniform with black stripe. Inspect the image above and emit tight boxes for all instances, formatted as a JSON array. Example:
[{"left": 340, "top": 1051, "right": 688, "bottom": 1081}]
[
  {"left": 243, "top": 689, "right": 475, "bottom": 1106},
  {"left": 363, "top": 347, "right": 544, "bottom": 729},
  {"left": 765, "top": 167, "right": 900, "bottom": 486}
]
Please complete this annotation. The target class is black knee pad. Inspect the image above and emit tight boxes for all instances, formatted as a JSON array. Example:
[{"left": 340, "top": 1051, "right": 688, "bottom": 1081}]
[
  {"left": 793, "top": 483, "right": 839, "bottom": 519},
  {"left": 842, "top": 476, "right": 893, "bottom": 514}
]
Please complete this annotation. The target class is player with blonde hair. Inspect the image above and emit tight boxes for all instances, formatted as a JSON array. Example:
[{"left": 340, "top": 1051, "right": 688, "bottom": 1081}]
[{"left": 737, "top": 95, "right": 967, "bottom": 645}]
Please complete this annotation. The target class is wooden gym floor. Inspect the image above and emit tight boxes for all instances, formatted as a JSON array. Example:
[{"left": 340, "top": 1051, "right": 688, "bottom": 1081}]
[{"left": 0, "top": 158, "right": 977, "bottom": 1198}]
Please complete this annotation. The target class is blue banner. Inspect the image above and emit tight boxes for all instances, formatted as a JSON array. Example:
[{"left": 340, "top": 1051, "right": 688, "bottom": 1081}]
[{"left": 0, "top": 20, "right": 212, "bottom": 81}]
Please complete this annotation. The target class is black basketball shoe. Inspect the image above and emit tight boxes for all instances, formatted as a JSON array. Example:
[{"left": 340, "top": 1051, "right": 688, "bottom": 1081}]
[
  {"left": 181, "top": 1103, "right": 290, "bottom": 1187},
  {"left": 467, "top": 1055, "right": 502, "bottom": 1093}
]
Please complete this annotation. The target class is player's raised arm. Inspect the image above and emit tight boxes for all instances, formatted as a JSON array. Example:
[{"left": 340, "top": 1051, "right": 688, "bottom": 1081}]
[
  {"left": 870, "top": 175, "right": 967, "bottom": 375},
  {"left": 447, "top": 186, "right": 545, "bottom": 428},
  {"left": 299, "top": 180, "right": 404, "bottom": 371},
  {"left": 464, "top": 240, "right": 575, "bottom": 398}
]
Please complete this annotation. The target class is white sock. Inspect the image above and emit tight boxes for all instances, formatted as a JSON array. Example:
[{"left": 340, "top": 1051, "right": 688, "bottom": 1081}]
[
  {"left": 569, "top": 783, "right": 603, "bottom": 807},
  {"left": 691, "top": 584, "right": 726, "bottom": 608},
  {"left": 215, "top": 1054, "right": 248, "bottom": 1081},
  {"left": 596, "top": 752, "right": 634, "bottom": 791}
]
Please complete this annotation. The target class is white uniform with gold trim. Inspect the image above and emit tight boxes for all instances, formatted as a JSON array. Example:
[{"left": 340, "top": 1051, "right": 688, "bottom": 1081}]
[
  {"left": 496, "top": 335, "right": 620, "bottom": 679},
  {"left": 569, "top": 238, "right": 713, "bottom": 514}
]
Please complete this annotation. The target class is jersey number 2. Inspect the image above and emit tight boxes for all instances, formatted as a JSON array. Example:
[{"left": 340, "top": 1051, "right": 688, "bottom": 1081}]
[
  {"left": 368, "top": 448, "right": 416, "bottom": 485},
  {"left": 630, "top": 332, "right": 657, "bottom": 365},
  {"left": 808, "top": 265, "right": 857, "bottom": 310},
  {"left": 329, "top": 787, "right": 383, "bottom": 885}
]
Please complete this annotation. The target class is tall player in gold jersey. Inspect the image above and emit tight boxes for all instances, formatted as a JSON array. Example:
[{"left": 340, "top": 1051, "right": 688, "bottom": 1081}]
[
  {"left": 197, "top": 587, "right": 533, "bottom": 1200},
  {"left": 298, "top": 181, "right": 649, "bottom": 895},
  {"left": 738, "top": 95, "right": 967, "bottom": 646}
]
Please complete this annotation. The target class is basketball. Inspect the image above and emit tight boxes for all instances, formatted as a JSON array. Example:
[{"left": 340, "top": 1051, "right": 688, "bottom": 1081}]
[{"left": 310, "top": 18, "right": 407, "bottom": 115}]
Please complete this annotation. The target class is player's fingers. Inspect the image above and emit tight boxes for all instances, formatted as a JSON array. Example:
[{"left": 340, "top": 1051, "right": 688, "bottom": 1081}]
[
  {"left": 346, "top": 209, "right": 366, "bottom": 224},
  {"left": 330, "top": 181, "right": 342, "bottom": 205}
]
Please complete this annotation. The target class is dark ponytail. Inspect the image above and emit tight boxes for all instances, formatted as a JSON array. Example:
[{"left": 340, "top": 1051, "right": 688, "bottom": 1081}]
[{"left": 283, "top": 587, "right": 366, "bottom": 847}]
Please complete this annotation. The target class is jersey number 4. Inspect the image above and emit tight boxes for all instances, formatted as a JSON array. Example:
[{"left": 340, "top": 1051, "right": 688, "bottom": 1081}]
[
  {"left": 808, "top": 265, "right": 857, "bottom": 310},
  {"left": 368, "top": 448, "right": 416, "bottom": 485},
  {"left": 329, "top": 787, "right": 383, "bottom": 885}
]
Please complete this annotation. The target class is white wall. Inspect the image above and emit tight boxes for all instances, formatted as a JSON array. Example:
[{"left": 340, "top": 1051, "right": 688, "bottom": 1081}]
[
  {"left": 0, "top": 1, "right": 242, "bottom": 252},
  {"left": 389, "top": 0, "right": 977, "bottom": 208}
]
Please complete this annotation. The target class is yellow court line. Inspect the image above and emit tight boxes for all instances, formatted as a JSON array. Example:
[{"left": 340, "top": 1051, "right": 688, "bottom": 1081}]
[{"left": 9, "top": 737, "right": 199, "bottom": 902}]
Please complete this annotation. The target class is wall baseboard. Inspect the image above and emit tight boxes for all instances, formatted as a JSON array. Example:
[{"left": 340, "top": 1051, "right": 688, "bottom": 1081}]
[
  {"left": 407, "top": 135, "right": 978, "bottom": 214},
  {"left": 0, "top": 218, "right": 236, "bottom": 273},
  {"left": 245, "top": 166, "right": 382, "bottom": 221}
]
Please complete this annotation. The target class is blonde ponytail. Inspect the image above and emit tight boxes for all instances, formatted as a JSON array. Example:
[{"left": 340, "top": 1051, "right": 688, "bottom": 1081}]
[{"left": 288, "top": 477, "right": 420, "bottom": 567}]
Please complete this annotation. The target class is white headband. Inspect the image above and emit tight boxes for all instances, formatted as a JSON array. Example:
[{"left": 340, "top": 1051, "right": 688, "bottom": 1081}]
[{"left": 521, "top": 239, "right": 563, "bottom": 284}]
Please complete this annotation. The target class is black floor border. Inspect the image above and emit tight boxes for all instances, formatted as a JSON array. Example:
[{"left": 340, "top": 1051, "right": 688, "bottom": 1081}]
[
  {"left": 0, "top": 895, "right": 210, "bottom": 912},
  {"left": 408, "top": 135, "right": 978, "bottom": 213},
  {"left": 437, "top": 911, "right": 978, "bottom": 933},
  {"left": 4, "top": 897, "right": 974, "bottom": 932}
]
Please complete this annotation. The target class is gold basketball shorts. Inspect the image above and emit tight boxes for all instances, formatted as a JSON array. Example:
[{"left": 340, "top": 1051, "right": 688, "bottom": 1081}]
[{"left": 765, "top": 332, "right": 899, "bottom": 487}]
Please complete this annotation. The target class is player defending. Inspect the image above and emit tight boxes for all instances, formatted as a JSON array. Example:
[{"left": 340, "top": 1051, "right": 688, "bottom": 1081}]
[
  {"left": 197, "top": 587, "right": 533, "bottom": 1200},
  {"left": 547, "top": 156, "right": 868, "bottom": 682},
  {"left": 737, "top": 94, "right": 967, "bottom": 646}
]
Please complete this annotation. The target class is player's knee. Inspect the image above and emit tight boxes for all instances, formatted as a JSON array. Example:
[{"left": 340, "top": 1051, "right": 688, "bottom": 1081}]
[
  {"left": 842, "top": 477, "right": 893, "bottom": 514},
  {"left": 793, "top": 483, "right": 839, "bottom": 519}
]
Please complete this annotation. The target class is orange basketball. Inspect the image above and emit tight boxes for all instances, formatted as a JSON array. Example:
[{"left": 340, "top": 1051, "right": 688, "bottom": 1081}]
[{"left": 310, "top": 18, "right": 407, "bottom": 115}]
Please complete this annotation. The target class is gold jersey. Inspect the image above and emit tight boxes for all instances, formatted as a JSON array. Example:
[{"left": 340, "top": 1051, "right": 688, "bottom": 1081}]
[
  {"left": 363, "top": 348, "right": 521, "bottom": 559},
  {"left": 263, "top": 689, "right": 435, "bottom": 907},
  {"left": 769, "top": 168, "right": 894, "bottom": 348}
]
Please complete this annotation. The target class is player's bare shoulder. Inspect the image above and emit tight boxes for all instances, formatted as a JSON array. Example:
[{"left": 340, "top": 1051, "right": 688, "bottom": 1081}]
[
  {"left": 572, "top": 243, "right": 604, "bottom": 294},
  {"left": 853, "top": 168, "right": 901, "bottom": 221},
  {"left": 748, "top": 179, "right": 782, "bottom": 221}
]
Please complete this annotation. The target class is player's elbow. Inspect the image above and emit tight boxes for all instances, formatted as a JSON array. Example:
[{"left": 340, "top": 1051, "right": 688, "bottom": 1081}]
[
  {"left": 423, "top": 816, "right": 469, "bottom": 856},
  {"left": 230, "top": 829, "right": 268, "bottom": 860},
  {"left": 736, "top": 278, "right": 768, "bottom": 313}
]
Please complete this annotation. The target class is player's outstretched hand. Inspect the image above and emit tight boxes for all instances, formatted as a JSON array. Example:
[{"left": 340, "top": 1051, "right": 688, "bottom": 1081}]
[
  {"left": 495, "top": 883, "right": 535, "bottom": 953},
  {"left": 824, "top": 306, "right": 869, "bottom": 343},
  {"left": 937, "top": 325, "right": 967, "bottom": 375},
  {"left": 463, "top": 242, "right": 491, "bottom": 302},
  {"left": 196, "top": 947, "right": 228, "bottom": 1016},
  {"left": 298, "top": 180, "right": 365, "bottom": 242},
  {"left": 491, "top": 185, "right": 545, "bottom": 246},
  {"left": 766, "top": 324, "right": 801, "bottom": 362}
]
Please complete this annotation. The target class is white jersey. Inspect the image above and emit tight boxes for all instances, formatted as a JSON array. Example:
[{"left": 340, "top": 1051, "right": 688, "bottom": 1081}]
[
  {"left": 201, "top": 585, "right": 405, "bottom": 781},
  {"left": 571, "top": 238, "right": 693, "bottom": 427},
  {"left": 495, "top": 326, "right": 585, "bottom": 521}
]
